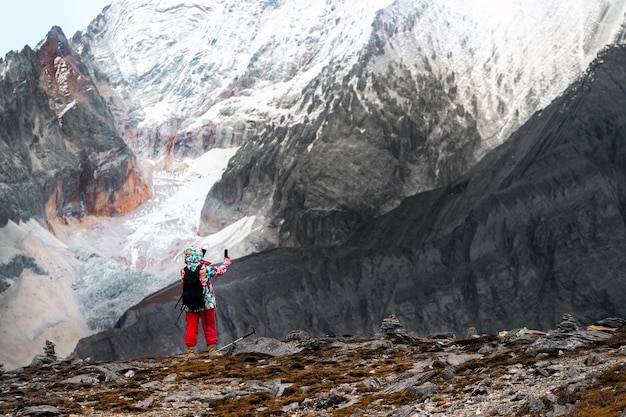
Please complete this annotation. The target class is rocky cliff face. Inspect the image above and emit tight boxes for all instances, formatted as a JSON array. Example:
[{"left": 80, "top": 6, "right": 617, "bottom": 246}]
[
  {"left": 0, "top": 27, "right": 150, "bottom": 228},
  {"left": 72, "top": 45, "right": 626, "bottom": 361},
  {"left": 204, "top": 61, "right": 481, "bottom": 247}
]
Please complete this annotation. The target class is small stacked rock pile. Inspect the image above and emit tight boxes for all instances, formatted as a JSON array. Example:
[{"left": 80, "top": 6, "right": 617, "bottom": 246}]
[
  {"left": 379, "top": 314, "right": 404, "bottom": 336},
  {"left": 556, "top": 313, "right": 578, "bottom": 333},
  {"left": 29, "top": 340, "right": 58, "bottom": 368},
  {"left": 378, "top": 313, "right": 419, "bottom": 344}
]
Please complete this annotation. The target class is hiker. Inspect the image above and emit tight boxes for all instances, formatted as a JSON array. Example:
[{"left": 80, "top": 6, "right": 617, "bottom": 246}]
[{"left": 181, "top": 245, "right": 232, "bottom": 359}]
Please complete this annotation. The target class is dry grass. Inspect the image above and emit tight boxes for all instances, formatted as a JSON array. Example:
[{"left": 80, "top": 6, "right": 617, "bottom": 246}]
[
  {"left": 547, "top": 364, "right": 626, "bottom": 417},
  {"left": 2, "top": 332, "right": 625, "bottom": 416}
]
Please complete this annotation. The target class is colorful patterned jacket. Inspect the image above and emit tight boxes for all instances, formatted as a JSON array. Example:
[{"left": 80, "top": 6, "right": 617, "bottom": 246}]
[{"left": 181, "top": 246, "right": 232, "bottom": 312}]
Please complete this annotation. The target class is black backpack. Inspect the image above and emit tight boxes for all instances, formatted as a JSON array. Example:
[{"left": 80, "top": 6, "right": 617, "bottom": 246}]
[{"left": 181, "top": 265, "right": 205, "bottom": 310}]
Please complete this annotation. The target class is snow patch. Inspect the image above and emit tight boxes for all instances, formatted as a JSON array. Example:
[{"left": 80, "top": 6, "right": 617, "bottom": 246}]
[{"left": 58, "top": 100, "right": 76, "bottom": 118}]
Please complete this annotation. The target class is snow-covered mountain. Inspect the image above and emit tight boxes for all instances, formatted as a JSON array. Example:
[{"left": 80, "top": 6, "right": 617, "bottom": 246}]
[
  {"left": 1, "top": 0, "right": 626, "bottom": 369},
  {"left": 379, "top": 0, "right": 626, "bottom": 148},
  {"left": 78, "top": 0, "right": 395, "bottom": 130},
  {"left": 79, "top": 0, "right": 626, "bottom": 150},
  {"left": 78, "top": 0, "right": 626, "bottom": 248}
]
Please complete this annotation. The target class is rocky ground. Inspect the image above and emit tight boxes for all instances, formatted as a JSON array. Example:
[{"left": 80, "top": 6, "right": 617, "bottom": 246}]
[{"left": 2, "top": 315, "right": 626, "bottom": 417}]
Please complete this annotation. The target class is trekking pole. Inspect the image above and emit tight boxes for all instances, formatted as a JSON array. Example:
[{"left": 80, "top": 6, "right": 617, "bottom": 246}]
[
  {"left": 174, "top": 306, "right": 184, "bottom": 325},
  {"left": 217, "top": 327, "right": 256, "bottom": 351}
]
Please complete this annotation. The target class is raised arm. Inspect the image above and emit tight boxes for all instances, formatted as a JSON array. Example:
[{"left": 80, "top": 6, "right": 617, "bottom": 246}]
[{"left": 207, "top": 256, "right": 232, "bottom": 279}]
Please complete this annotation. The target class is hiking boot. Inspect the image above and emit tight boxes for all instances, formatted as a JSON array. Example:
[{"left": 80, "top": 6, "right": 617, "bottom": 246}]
[
  {"left": 186, "top": 346, "right": 196, "bottom": 360},
  {"left": 208, "top": 344, "right": 224, "bottom": 359}
]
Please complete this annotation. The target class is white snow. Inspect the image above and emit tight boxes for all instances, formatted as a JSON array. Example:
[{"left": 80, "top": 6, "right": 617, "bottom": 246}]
[
  {"left": 82, "top": 0, "right": 626, "bottom": 153},
  {"left": 58, "top": 100, "right": 76, "bottom": 118},
  {"left": 85, "top": 0, "right": 394, "bottom": 127},
  {"left": 374, "top": 0, "right": 626, "bottom": 148}
]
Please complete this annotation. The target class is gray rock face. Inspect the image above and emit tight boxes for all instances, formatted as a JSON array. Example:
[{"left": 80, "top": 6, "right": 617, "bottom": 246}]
[
  {"left": 204, "top": 61, "right": 481, "bottom": 246},
  {"left": 71, "top": 299, "right": 187, "bottom": 362},
  {"left": 0, "top": 255, "right": 47, "bottom": 295},
  {"left": 73, "top": 45, "right": 626, "bottom": 362},
  {"left": 0, "top": 27, "right": 149, "bottom": 227},
  {"left": 344, "top": 45, "right": 626, "bottom": 334}
]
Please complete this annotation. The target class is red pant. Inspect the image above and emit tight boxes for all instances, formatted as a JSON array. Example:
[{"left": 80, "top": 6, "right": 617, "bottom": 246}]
[{"left": 184, "top": 309, "right": 218, "bottom": 347}]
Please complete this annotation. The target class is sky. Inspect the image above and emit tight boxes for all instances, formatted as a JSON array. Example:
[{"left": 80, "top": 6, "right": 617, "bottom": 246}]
[{"left": 0, "top": 0, "right": 112, "bottom": 57}]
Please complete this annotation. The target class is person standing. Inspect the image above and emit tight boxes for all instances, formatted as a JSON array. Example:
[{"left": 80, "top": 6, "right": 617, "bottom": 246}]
[{"left": 181, "top": 245, "right": 232, "bottom": 359}]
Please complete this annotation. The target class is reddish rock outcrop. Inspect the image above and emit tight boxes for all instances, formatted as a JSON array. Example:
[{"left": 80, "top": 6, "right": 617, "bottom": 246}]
[{"left": 0, "top": 26, "right": 150, "bottom": 226}]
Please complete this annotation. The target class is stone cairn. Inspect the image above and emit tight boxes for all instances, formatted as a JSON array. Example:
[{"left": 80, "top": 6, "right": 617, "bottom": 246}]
[
  {"left": 29, "top": 340, "right": 58, "bottom": 367},
  {"left": 378, "top": 314, "right": 415, "bottom": 343},
  {"left": 556, "top": 313, "right": 579, "bottom": 333},
  {"left": 44, "top": 340, "right": 57, "bottom": 361},
  {"left": 379, "top": 314, "right": 405, "bottom": 336}
]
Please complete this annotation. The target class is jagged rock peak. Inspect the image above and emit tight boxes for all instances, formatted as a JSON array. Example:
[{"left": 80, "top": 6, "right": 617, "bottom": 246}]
[
  {"left": 39, "top": 26, "right": 70, "bottom": 51},
  {"left": 0, "top": 24, "right": 150, "bottom": 226},
  {"left": 35, "top": 26, "right": 95, "bottom": 116}
]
